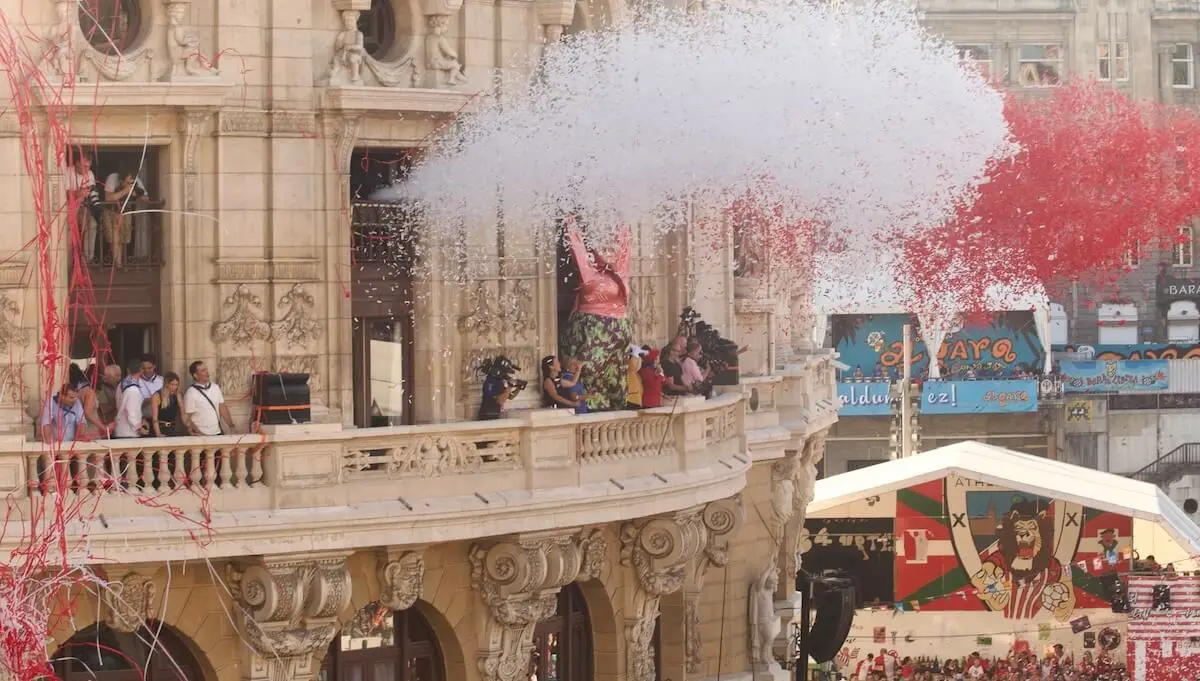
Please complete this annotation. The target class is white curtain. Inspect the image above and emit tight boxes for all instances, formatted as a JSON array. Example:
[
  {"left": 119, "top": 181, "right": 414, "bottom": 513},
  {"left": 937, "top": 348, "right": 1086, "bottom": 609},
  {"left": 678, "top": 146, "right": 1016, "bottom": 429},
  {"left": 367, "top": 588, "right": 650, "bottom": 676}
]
[
  {"left": 918, "top": 313, "right": 954, "bottom": 379},
  {"left": 1032, "top": 306, "right": 1053, "bottom": 374}
]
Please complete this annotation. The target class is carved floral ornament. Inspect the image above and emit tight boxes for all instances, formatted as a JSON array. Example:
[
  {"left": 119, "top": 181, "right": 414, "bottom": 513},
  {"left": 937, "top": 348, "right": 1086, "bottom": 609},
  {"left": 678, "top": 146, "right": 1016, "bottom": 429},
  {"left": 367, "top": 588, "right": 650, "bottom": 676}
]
[
  {"left": 273, "top": 284, "right": 322, "bottom": 348},
  {"left": 212, "top": 284, "right": 272, "bottom": 347},
  {"left": 0, "top": 293, "right": 30, "bottom": 354},
  {"left": 469, "top": 529, "right": 609, "bottom": 681},
  {"left": 459, "top": 279, "right": 534, "bottom": 341}
]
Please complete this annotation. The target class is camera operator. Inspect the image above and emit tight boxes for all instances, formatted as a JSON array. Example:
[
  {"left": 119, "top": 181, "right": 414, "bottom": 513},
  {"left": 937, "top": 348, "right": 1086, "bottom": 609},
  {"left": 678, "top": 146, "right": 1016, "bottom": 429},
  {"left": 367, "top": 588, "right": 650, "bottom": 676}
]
[{"left": 477, "top": 355, "right": 527, "bottom": 420}]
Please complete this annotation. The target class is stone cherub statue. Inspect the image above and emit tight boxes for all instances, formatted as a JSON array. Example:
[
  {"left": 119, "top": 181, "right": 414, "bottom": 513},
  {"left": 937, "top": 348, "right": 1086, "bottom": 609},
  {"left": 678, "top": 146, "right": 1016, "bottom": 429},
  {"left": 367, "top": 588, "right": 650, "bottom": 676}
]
[
  {"left": 425, "top": 15, "right": 467, "bottom": 86},
  {"left": 329, "top": 9, "right": 366, "bottom": 86},
  {"left": 43, "top": 0, "right": 76, "bottom": 80},
  {"left": 749, "top": 562, "right": 782, "bottom": 670},
  {"left": 166, "top": 2, "right": 218, "bottom": 78}
]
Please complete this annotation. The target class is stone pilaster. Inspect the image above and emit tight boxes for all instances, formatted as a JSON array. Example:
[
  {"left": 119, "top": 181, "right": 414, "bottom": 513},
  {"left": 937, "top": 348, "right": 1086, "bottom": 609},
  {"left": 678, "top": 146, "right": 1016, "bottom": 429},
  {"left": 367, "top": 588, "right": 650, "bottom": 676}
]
[
  {"left": 227, "top": 552, "right": 353, "bottom": 681},
  {"left": 470, "top": 529, "right": 608, "bottom": 681},
  {"left": 683, "top": 496, "right": 745, "bottom": 675},
  {"left": 620, "top": 508, "right": 711, "bottom": 681}
]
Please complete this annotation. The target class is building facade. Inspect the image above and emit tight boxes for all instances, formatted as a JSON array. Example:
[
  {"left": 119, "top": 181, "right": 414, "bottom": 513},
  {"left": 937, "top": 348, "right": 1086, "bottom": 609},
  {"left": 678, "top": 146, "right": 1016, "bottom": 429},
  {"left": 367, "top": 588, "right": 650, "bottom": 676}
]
[{"left": 0, "top": 1, "right": 839, "bottom": 680}]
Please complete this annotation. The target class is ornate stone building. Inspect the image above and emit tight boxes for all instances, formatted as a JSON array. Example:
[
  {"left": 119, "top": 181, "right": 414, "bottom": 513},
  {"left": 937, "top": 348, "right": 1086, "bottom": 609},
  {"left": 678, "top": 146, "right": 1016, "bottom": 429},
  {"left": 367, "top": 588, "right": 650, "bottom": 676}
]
[{"left": 0, "top": 1, "right": 837, "bottom": 680}]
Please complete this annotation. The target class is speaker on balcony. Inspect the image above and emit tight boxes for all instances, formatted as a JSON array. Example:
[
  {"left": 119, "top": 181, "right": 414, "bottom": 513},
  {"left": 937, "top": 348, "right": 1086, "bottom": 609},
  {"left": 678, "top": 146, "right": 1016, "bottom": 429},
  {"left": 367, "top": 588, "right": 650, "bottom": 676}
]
[
  {"left": 251, "top": 372, "right": 311, "bottom": 425},
  {"left": 1104, "top": 574, "right": 1130, "bottom": 613},
  {"left": 807, "top": 580, "right": 857, "bottom": 663}
]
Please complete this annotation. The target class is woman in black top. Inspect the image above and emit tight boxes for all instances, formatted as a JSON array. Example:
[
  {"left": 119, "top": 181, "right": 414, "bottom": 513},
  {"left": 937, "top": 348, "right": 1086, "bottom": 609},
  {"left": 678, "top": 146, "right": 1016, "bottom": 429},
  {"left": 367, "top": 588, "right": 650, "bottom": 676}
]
[{"left": 151, "top": 371, "right": 185, "bottom": 437}]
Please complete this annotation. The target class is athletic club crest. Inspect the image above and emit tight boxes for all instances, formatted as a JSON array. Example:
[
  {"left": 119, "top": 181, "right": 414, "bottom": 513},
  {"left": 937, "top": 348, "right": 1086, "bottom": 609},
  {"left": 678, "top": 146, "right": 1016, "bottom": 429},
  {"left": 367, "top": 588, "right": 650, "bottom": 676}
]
[{"left": 944, "top": 476, "right": 1083, "bottom": 621}]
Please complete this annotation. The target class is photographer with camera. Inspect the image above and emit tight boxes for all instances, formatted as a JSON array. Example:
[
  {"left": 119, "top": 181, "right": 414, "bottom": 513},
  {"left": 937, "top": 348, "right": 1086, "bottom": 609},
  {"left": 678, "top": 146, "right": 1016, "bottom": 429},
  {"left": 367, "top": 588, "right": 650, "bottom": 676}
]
[{"left": 477, "top": 355, "right": 527, "bottom": 420}]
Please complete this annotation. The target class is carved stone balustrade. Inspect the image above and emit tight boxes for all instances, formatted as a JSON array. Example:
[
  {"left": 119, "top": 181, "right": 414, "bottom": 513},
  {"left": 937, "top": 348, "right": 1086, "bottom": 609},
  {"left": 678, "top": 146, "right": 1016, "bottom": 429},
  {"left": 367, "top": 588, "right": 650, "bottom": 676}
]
[
  {"left": 1, "top": 393, "right": 748, "bottom": 564},
  {"left": 778, "top": 350, "right": 839, "bottom": 441}
]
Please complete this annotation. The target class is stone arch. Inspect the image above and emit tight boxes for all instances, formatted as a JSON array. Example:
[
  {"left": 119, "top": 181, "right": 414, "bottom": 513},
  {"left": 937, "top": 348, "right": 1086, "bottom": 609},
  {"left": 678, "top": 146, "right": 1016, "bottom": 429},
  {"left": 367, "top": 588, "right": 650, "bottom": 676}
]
[
  {"left": 412, "top": 597, "right": 468, "bottom": 680},
  {"left": 50, "top": 619, "right": 217, "bottom": 681},
  {"left": 576, "top": 577, "right": 621, "bottom": 681},
  {"left": 323, "top": 599, "right": 463, "bottom": 680}
]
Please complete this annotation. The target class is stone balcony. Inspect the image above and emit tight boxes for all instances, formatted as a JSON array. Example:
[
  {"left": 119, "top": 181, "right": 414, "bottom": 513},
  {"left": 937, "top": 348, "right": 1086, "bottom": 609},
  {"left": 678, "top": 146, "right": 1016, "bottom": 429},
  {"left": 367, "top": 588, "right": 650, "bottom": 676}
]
[{"left": 0, "top": 358, "right": 839, "bottom": 565}]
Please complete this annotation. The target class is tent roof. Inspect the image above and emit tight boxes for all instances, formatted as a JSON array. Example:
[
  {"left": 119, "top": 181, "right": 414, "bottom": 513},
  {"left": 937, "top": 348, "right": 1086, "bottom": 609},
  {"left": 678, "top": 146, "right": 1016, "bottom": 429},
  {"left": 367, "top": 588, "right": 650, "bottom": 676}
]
[{"left": 811, "top": 440, "right": 1200, "bottom": 555}]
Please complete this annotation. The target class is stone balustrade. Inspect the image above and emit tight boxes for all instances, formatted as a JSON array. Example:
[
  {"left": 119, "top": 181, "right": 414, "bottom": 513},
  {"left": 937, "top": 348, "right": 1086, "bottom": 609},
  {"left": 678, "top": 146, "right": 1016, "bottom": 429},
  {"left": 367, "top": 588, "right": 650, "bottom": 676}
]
[{"left": 0, "top": 392, "right": 755, "bottom": 562}]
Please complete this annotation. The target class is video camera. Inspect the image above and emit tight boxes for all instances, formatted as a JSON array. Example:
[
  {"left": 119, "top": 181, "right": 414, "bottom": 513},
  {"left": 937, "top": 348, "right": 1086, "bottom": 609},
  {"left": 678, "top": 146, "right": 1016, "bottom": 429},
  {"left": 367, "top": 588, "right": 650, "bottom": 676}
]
[
  {"left": 478, "top": 355, "right": 528, "bottom": 392},
  {"left": 677, "top": 308, "right": 739, "bottom": 386}
]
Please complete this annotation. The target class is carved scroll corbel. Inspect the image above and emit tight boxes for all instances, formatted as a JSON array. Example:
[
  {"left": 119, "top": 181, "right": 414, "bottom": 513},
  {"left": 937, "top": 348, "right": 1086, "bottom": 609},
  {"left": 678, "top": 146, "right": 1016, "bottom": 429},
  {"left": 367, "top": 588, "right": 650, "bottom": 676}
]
[
  {"left": 378, "top": 548, "right": 425, "bottom": 612},
  {"left": 101, "top": 570, "right": 159, "bottom": 633},
  {"left": 683, "top": 496, "right": 745, "bottom": 673}
]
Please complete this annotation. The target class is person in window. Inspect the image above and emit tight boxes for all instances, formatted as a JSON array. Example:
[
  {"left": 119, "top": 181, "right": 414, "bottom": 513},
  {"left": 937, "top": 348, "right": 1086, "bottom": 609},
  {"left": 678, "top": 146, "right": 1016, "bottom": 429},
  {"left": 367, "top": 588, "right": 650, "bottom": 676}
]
[
  {"left": 151, "top": 372, "right": 186, "bottom": 437},
  {"left": 39, "top": 383, "right": 85, "bottom": 443},
  {"left": 65, "top": 152, "right": 100, "bottom": 263},
  {"left": 681, "top": 339, "right": 713, "bottom": 396},
  {"left": 540, "top": 355, "right": 579, "bottom": 410},
  {"left": 639, "top": 348, "right": 665, "bottom": 408},
  {"left": 101, "top": 171, "right": 146, "bottom": 269},
  {"left": 558, "top": 357, "right": 588, "bottom": 414},
  {"left": 185, "top": 360, "right": 235, "bottom": 435},
  {"left": 477, "top": 355, "right": 525, "bottom": 420},
  {"left": 114, "top": 358, "right": 147, "bottom": 438}
]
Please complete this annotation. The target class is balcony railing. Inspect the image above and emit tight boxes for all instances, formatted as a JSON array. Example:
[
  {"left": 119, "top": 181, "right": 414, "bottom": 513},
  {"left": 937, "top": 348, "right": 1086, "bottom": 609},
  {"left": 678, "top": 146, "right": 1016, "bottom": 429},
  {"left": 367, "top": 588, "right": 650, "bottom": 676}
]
[{"left": 78, "top": 200, "right": 166, "bottom": 269}]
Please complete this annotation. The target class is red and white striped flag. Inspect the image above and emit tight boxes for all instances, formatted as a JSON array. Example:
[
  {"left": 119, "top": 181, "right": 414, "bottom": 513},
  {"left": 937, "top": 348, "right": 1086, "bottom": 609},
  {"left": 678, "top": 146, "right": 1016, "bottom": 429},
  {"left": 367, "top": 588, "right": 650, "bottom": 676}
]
[{"left": 1127, "top": 575, "right": 1200, "bottom": 641}]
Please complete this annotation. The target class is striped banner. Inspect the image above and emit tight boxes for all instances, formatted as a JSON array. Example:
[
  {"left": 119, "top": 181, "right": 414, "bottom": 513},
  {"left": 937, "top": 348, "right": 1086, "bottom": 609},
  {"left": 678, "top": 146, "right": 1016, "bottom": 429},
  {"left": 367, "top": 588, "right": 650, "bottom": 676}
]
[{"left": 1127, "top": 575, "right": 1200, "bottom": 641}]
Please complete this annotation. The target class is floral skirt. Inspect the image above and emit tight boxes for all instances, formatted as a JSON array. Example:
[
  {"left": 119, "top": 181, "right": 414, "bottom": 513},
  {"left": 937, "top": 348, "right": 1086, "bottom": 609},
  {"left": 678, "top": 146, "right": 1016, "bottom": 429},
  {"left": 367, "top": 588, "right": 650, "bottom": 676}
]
[{"left": 563, "top": 312, "right": 633, "bottom": 412}]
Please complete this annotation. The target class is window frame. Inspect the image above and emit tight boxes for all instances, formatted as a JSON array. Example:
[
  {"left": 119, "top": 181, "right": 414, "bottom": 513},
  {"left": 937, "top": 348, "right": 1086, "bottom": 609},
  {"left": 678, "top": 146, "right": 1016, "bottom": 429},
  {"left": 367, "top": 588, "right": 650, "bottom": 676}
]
[
  {"left": 956, "top": 44, "right": 994, "bottom": 82},
  {"left": 1173, "top": 43, "right": 1196, "bottom": 89},
  {"left": 79, "top": 0, "right": 143, "bottom": 55},
  {"left": 1096, "top": 41, "right": 1130, "bottom": 82},
  {"left": 1018, "top": 44, "right": 1064, "bottom": 88},
  {"left": 1174, "top": 225, "right": 1195, "bottom": 268}
]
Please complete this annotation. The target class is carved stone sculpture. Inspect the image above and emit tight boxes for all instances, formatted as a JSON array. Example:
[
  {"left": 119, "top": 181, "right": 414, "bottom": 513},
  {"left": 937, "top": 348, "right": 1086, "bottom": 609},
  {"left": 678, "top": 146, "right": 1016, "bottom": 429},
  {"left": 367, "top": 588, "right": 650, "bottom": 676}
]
[
  {"left": 621, "top": 509, "right": 711, "bottom": 681},
  {"left": 165, "top": 1, "right": 218, "bottom": 79},
  {"left": 102, "top": 572, "right": 157, "bottom": 633},
  {"left": 42, "top": 0, "right": 77, "bottom": 80},
  {"left": 749, "top": 563, "right": 782, "bottom": 670},
  {"left": 273, "top": 284, "right": 321, "bottom": 348},
  {"left": 684, "top": 496, "right": 745, "bottom": 674},
  {"left": 227, "top": 553, "right": 352, "bottom": 681},
  {"left": 329, "top": 10, "right": 366, "bottom": 86},
  {"left": 212, "top": 284, "right": 272, "bottom": 347},
  {"left": 379, "top": 549, "right": 424, "bottom": 612},
  {"left": 470, "top": 534, "right": 587, "bottom": 681},
  {"left": 425, "top": 15, "right": 467, "bottom": 86}
]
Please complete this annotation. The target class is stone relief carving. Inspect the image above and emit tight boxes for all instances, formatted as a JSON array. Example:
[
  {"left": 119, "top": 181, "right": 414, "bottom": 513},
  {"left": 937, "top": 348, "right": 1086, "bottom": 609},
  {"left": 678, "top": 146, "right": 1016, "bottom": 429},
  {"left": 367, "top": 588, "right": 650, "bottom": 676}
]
[
  {"left": 621, "top": 509, "right": 710, "bottom": 681},
  {"left": 461, "top": 280, "right": 536, "bottom": 342},
  {"left": 178, "top": 110, "right": 210, "bottom": 211},
  {"left": 578, "top": 528, "right": 608, "bottom": 582},
  {"left": 42, "top": 0, "right": 76, "bottom": 81},
  {"left": 164, "top": 0, "right": 220, "bottom": 80},
  {"left": 500, "top": 279, "right": 535, "bottom": 341},
  {"left": 344, "top": 433, "right": 519, "bottom": 477},
  {"left": 327, "top": 10, "right": 419, "bottom": 88},
  {"left": 220, "top": 111, "right": 271, "bottom": 137},
  {"left": 0, "top": 364, "right": 25, "bottom": 407},
  {"left": 684, "top": 496, "right": 745, "bottom": 674},
  {"left": 748, "top": 562, "right": 782, "bottom": 670},
  {"left": 626, "top": 276, "right": 658, "bottom": 341},
  {"left": 460, "top": 281, "right": 500, "bottom": 337},
  {"left": 82, "top": 43, "right": 156, "bottom": 83},
  {"left": 378, "top": 549, "right": 425, "bottom": 612},
  {"left": 425, "top": 15, "right": 467, "bottom": 87},
  {"left": 274, "top": 354, "right": 323, "bottom": 396},
  {"left": 272, "top": 111, "right": 318, "bottom": 137},
  {"left": 461, "top": 347, "right": 537, "bottom": 387},
  {"left": 273, "top": 284, "right": 322, "bottom": 348},
  {"left": 102, "top": 571, "right": 158, "bottom": 633},
  {"left": 217, "top": 356, "right": 260, "bottom": 397},
  {"left": 332, "top": 115, "right": 361, "bottom": 175},
  {"left": 0, "top": 293, "right": 30, "bottom": 354},
  {"left": 226, "top": 553, "right": 352, "bottom": 680},
  {"left": 470, "top": 534, "right": 587, "bottom": 681},
  {"left": 213, "top": 284, "right": 273, "bottom": 347}
]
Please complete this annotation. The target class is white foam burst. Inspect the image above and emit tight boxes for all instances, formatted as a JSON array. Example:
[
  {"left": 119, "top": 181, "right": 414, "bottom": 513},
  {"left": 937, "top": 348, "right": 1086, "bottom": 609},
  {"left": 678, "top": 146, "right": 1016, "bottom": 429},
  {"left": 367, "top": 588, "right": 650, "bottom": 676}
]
[{"left": 390, "top": 1, "right": 1012, "bottom": 269}]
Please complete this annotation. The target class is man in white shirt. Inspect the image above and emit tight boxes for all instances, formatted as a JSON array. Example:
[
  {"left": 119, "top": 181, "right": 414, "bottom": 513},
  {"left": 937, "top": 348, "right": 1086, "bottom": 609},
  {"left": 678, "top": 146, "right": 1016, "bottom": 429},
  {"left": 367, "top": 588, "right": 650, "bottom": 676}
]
[
  {"left": 114, "top": 358, "right": 146, "bottom": 438},
  {"left": 184, "top": 360, "right": 234, "bottom": 436}
]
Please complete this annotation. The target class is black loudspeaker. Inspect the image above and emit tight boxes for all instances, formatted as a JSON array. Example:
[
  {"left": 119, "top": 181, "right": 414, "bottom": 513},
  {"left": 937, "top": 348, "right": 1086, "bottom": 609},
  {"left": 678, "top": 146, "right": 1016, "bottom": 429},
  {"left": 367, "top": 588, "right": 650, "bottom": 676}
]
[
  {"left": 807, "top": 583, "right": 856, "bottom": 663},
  {"left": 1153, "top": 584, "right": 1172, "bottom": 611},
  {"left": 251, "top": 372, "right": 311, "bottom": 425},
  {"left": 1104, "top": 574, "right": 1130, "bottom": 613}
]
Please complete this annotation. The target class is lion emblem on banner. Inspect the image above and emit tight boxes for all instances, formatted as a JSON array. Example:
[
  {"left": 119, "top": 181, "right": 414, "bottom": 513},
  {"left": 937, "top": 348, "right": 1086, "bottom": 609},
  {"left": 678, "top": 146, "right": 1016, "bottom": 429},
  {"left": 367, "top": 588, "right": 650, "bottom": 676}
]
[{"left": 945, "top": 479, "right": 1082, "bottom": 621}]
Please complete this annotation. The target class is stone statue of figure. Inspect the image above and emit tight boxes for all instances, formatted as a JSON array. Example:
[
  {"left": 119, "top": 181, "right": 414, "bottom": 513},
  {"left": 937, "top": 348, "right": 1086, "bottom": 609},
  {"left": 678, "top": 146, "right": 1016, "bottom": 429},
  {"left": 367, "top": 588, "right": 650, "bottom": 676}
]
[
  {"left": 166, "top": 2, "right": 217, "bottom": 78},
  {"left": 330, "top": 10, "right": 366, "bottom": 86},
  {"left": 734, "top": 220, "right": 765, "bottom": 280},
  {"left": 425, "top": 15, "right": 467, "bottom": 86},
  {"left": 43, "top": 0, "right": 75, "bottom": 80},
  {"left": 749, "top": 563, "right": 781, "bottom": 669}
]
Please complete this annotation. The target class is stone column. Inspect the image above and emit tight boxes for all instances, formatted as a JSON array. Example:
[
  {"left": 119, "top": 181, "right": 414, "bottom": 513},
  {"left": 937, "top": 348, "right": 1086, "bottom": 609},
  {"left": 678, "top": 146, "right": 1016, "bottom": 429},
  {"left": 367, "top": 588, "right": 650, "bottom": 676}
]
[
  {"left": 536, "top": 0, "right": 575, "bottom": 44},
  {"left": 470, "top": 530, "right": 608, "bottom": 681},
  {"left": 227, "top": 552, "right": 353, "bottom": 681},
  {"left": 620, "top": 508, "right": 710, "bottom": 681},
  {"left": 1160, "top": 43, "right": 1177, "bottom": 105},
  {"left": 683, "top": 496, "right": 745, "bottom": 675}
]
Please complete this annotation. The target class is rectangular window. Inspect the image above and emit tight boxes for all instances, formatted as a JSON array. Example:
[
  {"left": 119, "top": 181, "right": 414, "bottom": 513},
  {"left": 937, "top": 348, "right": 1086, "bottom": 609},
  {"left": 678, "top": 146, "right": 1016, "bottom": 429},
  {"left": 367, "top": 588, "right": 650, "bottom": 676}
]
[
  {"left": 1019, "top": 44, "right": 1063, "bottom": 87},
  {"left": 1097, "top": 42, "right": 1130, "bottom": 82},
  {"left": 957, "top": 44, "right": 994, "bottom": 81},
  {"left": 1124, "top": 245, "right": 1140, "bottom": 267},
  {"left": 1175, "top": 225, "right": 1195, "bottom": 267},
  {"left": 1173, "top": 43, "right": 1195, "bottom": 88}
]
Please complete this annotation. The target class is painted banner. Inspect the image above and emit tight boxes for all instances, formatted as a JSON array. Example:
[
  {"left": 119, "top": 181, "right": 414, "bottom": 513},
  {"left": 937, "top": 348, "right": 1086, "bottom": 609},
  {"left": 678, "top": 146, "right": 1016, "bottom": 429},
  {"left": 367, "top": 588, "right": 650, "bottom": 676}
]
[
  {"left": 920, "top": 380, "right": 1039, "bottom": 415},
  {"left": 894, "top": 477, "right": 1132, "bottom": 620},
  {"left": 800, "top": 517, "right": 895, "bottom": 606},
  {"left": 1127, "top": 575, "right": 1200, "bottom": 681},
  {"left": 832, "top": 312, "right": 1045, "bottom": 379},
  {"left": 1055, "top": 342, "right": 1200, "bottom": 361},
  {"left": 838, "top": 381, "right": 892, "bottom": 416},
  {"left": 1060, "top": 360, "right": 1169, "bottom": 393}
]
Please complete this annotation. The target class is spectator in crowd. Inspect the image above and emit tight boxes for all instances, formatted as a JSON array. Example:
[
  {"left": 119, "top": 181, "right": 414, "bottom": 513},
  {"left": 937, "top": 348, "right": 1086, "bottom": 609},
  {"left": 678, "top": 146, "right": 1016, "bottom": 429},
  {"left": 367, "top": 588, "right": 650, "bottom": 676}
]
[
  {"left": 96, "top": 364, "right": 121, "bottom": 431},
  {"left": 681, "top": 339, "right": 713, "bottom": 396},
  {"left": 150, "top": 371, "right": 186, "bottom": 437},
  {"left": 626, "top": 345, "right": 645, "bottom": 409},
  {"left": 559, "top": 357, "right": 588, "bottom": 414},
  {"left": 39, "top": 383, "right": 85, "bottom": 443},
  {"left": 661, "top": 337, "right": 690, "bottom": 397},
  {"left": 185, "top": 360, "right": 235, "bottom": 435},
  {"left": 540, "top": 355, "right": 579, "bottom": 410},
  {"left": 114, "top": 357, "right": 146, "bottom": 438},
  {"left": 69, "top": 364, "right": 107, "bottom": 440},
  {"left": 639, "top": 348, "right": 665, "bottom": 408}
]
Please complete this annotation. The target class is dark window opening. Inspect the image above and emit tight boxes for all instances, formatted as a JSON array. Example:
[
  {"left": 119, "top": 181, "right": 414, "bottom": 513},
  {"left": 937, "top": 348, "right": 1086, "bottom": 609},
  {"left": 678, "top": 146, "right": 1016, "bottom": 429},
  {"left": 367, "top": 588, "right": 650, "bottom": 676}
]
[
  {"left": 65, "top": 145, "right": 165, "bottom": 270},
  {"left": 52, "top": 622, "right": 202, "bottom": 681},
  {"left": 322, "top": 605, "right": 444, "bottom": 681},
  {"left": 70, "top": 323, "right": 158, "bottom": 376},
  {"left": 531, "top": 583, "right": 592, "bottom": 681},
  {"left": 358, "top": 0, "right": 397, "bottom": 60},
  {"left": 79, "top": 0, "right": 143, "bottom": 55}
]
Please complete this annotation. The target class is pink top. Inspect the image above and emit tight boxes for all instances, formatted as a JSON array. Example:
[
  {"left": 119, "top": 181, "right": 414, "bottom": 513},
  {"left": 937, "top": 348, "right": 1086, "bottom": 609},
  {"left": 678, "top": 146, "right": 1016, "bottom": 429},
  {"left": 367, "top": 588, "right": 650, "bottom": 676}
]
[{"left": 568, "top": 227, "right": 630, "bottom": 319}]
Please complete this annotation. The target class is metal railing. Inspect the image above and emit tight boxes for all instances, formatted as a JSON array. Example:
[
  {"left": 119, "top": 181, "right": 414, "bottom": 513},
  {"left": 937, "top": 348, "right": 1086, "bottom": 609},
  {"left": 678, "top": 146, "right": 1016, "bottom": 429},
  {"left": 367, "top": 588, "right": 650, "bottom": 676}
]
[{"left": 1128, "top": 442, "right": 1200, "bottom": 486}]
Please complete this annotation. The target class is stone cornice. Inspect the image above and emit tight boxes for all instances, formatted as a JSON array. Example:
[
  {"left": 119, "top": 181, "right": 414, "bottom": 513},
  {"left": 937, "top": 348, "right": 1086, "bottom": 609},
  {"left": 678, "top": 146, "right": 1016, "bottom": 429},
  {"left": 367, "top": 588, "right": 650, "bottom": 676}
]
[
  {"left": 323, "top": 86, "right": 477, "bottom": 113},
  {"left": 33, "top": 81, "right": 230, "bottom": 109}
]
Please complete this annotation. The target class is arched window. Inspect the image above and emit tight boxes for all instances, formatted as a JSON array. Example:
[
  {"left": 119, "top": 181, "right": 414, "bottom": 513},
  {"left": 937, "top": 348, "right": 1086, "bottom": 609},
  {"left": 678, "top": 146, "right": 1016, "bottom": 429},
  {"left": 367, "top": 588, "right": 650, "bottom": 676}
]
[
  {"left": 322, "top": 603, "right": 444, "bottom": 681},
  {"left": 79, "top": 0, "right": 143, "bottom": 55},
  {"left": 531, "top": 583, "right": 593, "bottom": 681},
  {"left": 358, "top": 0, "right": 397, "bottom": 60},
  {"left": 52, "top": 622, "right": 203, "bottom": 681}
]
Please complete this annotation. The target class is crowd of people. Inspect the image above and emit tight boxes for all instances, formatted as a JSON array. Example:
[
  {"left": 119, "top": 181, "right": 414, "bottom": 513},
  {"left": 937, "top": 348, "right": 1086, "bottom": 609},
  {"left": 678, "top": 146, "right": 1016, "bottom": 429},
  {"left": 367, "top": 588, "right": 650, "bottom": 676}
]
[
  {"left": 65, "top": 151, "right": 155, "bottom": 268},
  {"left": 38, "top": 356, "right": 237, "bottom": 443},
  {"left": 837, "top": 647, "right": 1130, "bottom": 681}
]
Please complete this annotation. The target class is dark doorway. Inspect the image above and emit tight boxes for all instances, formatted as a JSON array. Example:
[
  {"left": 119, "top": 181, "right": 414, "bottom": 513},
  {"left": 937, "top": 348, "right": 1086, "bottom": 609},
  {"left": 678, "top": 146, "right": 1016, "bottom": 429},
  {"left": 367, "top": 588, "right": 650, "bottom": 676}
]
[
  {"left": 69, "top": 323, "right": 157, "bottom": 374},
  {"left": 322, "top": 604, "right": 445, "bottom": 681},
  {"left": 52, "top": 622, "right": 203, "bottom": 681},
  {"left": 530, "top": 583, "right": 592, "bottom": 681}
]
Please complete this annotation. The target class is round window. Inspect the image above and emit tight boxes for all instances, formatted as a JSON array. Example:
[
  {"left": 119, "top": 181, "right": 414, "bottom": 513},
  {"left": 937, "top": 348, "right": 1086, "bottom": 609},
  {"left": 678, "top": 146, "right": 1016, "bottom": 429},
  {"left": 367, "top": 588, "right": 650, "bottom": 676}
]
[
  {"left": 79, "top": 0, "right": 143, "bottom": 55},
  {"left": 358, "top": 0, "right": 397, "bottom": 60}
]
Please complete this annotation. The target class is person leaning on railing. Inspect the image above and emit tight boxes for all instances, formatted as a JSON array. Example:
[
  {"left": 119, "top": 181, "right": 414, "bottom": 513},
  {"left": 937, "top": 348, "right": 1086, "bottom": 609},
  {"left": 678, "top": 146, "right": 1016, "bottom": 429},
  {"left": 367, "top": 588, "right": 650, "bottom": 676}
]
[{"left": 39, "top": 383, "right": 85, "bottom": 444}]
